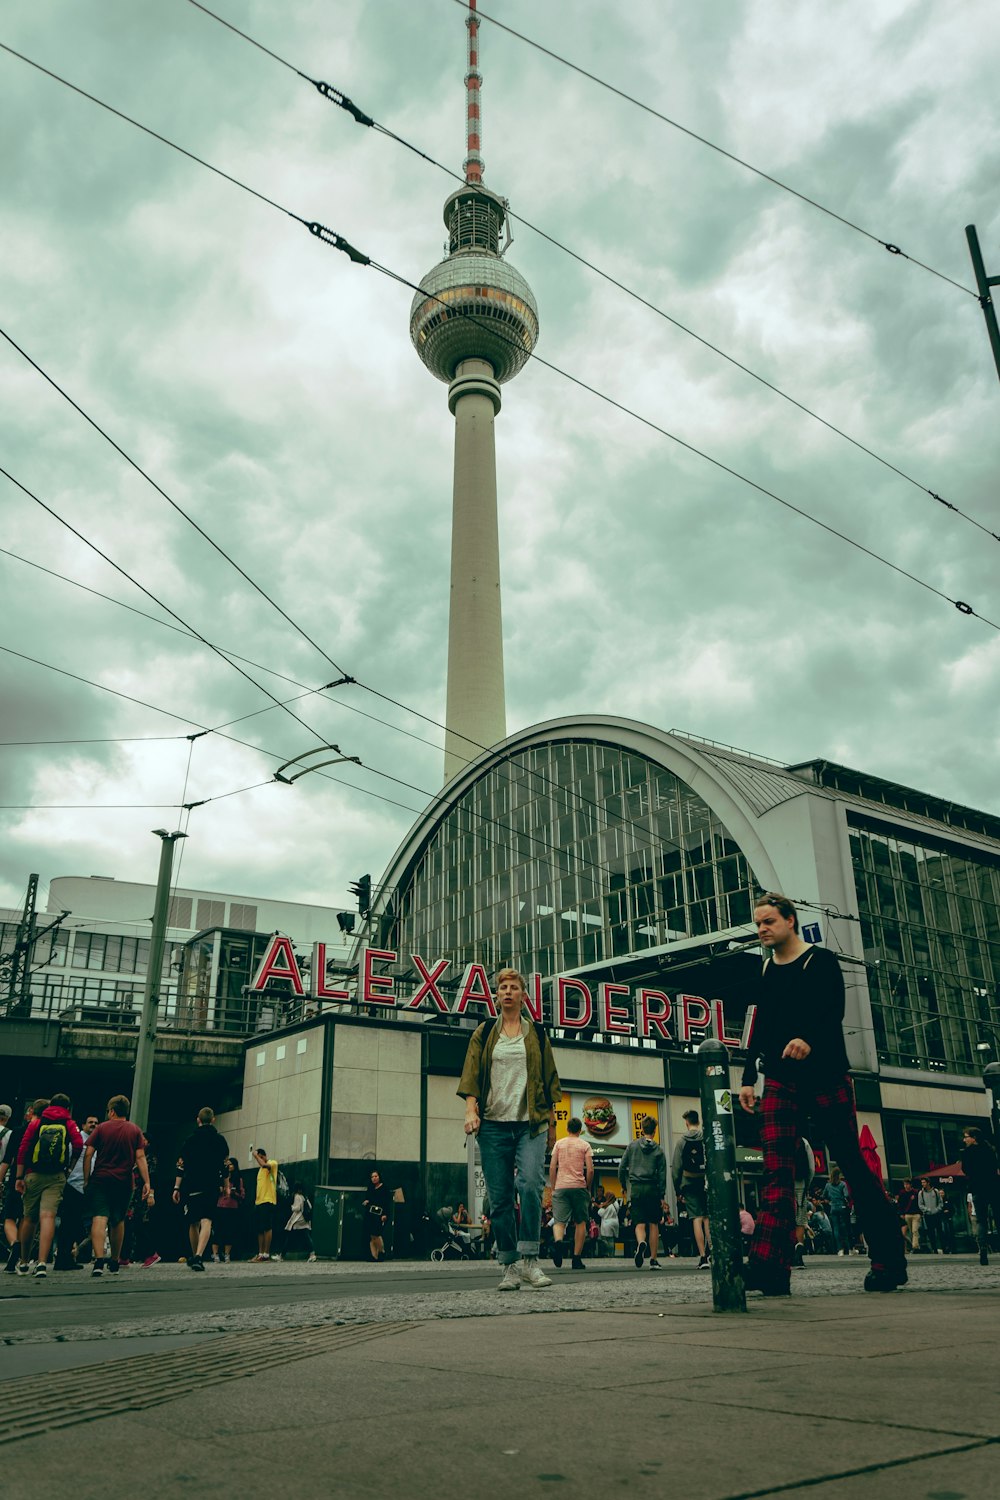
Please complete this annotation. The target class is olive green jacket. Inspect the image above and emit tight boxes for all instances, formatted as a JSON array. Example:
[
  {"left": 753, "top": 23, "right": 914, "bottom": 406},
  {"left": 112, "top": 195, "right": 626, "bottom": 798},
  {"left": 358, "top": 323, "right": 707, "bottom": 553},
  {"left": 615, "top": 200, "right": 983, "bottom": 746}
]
[{"left": 457, "top": 1017, "right": 562, "bottom": 1136}]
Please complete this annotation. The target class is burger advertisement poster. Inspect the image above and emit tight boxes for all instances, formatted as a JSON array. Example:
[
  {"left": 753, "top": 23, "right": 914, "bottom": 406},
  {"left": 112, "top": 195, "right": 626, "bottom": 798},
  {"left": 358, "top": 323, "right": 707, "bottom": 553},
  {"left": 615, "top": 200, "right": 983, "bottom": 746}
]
[{"left": 555, "top": 1095, "right": 660, "bottom": 1151}]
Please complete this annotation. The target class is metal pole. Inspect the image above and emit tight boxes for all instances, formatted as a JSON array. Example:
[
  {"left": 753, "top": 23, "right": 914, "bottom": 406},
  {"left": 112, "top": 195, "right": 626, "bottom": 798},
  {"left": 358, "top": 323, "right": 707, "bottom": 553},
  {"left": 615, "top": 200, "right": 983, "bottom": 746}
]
[
  {"left": 697, "top": 1037, "right": 746, "bottom": 1312},
  {"left": 983, "top": 1062, "right": 1000, "bottom": 1155},
  {"left": 131, "top": 830, "right": 186, "bottom": 1132},
  {"left": 966, "top": 225, "right": 1000, "bottom": 385}
]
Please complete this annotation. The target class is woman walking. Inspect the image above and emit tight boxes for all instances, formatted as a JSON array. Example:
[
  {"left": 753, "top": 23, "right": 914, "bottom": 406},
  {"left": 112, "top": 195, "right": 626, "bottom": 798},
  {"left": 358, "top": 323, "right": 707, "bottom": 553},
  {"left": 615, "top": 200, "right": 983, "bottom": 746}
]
[{"left": 457, "top": 968, "right": 561, "bottom": 1292}]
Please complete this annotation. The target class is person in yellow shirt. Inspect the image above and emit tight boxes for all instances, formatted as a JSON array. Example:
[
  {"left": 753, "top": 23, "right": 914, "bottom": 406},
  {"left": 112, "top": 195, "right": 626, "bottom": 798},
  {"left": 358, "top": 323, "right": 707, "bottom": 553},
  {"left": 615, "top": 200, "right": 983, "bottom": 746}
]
[{"left": 251, "top": 1147, "right": 278, "bottom": 1261}]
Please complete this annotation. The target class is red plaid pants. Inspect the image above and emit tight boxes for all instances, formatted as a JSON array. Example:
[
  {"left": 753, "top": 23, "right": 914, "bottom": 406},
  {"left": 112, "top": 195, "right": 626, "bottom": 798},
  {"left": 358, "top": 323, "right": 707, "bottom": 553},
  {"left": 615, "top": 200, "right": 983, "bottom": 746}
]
[{"left": 748, "top": 1075, "right": 903, "bottom": 1276}]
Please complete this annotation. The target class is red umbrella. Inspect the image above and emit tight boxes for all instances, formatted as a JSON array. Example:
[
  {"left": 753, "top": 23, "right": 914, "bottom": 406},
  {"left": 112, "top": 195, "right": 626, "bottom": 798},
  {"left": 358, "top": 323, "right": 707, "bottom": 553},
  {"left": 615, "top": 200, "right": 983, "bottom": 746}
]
[
  {"left": 920, "top": 1161, "right": 964, "bottom": 1179},
  {"left": 858, "top": 1124, "right": 883, "bottom": 1178}
]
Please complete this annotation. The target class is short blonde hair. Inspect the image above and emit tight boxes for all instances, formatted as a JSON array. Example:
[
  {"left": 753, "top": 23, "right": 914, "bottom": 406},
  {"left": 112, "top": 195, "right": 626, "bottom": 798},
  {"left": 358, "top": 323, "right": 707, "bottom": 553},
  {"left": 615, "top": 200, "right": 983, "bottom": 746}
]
[{"left": 495, "top": 967, "right": 527, "bottom": 994}]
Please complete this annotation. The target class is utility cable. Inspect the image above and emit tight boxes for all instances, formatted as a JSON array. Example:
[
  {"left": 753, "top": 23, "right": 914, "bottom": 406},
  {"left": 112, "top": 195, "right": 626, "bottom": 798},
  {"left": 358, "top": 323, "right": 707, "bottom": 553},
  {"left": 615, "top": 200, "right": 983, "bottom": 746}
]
[
  {"left": 0, "top": 545, "right": 342, "bottom": 694},
  {"left": 0, "top": 636, "right": 729, "bottom": 900},
  {"left": 0, "top": 546, "right": 447, "bottom": 757},
  {"left": 0, "top": 736, "right": 187, "bottom": 746},
  {"left": 0, "top": 324, "right": 353, "bottom": 680},
  {"left": 0, "top": 538, "right": 777, "bottom": 901},
  {"left": 376, "top": 262, "right": 1000, "bottom": 633},
  {"left": 183, "top": 0, "right": 998, "bottom": 545},
  {"left": 451, "top": 0, "right": 976, "bottom": 299},
  {"left": 3, "top": 43, "right": 989, "bottom": 632},
  {"left": 0, "top": 462, "right": 352, "bottom": 754},
  {"left": 5, "top": 42, "right": 998, "bottom": 879}
]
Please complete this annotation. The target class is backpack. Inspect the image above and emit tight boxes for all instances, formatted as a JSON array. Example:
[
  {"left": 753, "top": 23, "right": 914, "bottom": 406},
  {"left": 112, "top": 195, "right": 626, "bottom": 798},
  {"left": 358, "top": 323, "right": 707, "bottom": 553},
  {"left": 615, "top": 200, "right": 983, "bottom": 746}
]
[
  {"left": 32, "top": 1120, "right": 69, "bottom": 1173},
  {"left": 680, "top": 1135, "right": 705, "bottom": 1177}
]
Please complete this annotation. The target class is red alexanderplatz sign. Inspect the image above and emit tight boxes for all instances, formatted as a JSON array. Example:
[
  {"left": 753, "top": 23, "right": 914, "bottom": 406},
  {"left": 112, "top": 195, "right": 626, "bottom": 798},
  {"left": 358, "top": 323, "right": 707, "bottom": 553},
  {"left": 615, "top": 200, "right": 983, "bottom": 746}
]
[{"left": 249, "top": 936, "right": 752, "bottom": 1049}]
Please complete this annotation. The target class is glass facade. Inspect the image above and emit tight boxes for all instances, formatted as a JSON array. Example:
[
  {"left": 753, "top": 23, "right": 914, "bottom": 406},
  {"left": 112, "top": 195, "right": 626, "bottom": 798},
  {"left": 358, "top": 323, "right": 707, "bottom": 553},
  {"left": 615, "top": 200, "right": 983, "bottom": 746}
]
[
  {"left": 850, "top": 814, "right": 1000, "bottom": 1077},
  {"left": 382, "top": 739, "right": 760, "bottom": 980}
]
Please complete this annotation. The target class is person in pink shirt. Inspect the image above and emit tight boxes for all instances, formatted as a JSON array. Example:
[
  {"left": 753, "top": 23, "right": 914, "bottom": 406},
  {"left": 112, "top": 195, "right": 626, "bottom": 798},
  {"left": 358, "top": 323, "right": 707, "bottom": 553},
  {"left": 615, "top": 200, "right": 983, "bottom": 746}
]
[{"left": 548, "top": 1117, "right": 594, "bottom": 1270}]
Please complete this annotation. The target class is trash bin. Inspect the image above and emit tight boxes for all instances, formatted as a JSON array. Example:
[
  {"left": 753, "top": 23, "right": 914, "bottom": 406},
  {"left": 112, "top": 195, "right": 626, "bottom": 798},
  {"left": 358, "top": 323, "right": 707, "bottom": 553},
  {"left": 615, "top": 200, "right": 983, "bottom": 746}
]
[{"left": 312, "top": 1186, "right": 372, "bottom": 1260}]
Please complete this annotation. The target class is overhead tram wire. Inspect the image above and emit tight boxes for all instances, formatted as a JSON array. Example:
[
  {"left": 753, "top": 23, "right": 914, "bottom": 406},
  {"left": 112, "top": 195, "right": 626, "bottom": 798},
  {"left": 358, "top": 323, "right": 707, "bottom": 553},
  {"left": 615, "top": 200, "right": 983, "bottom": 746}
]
[
  {"left": 450, "top": 0, "right": 976, "bottom": 301},
  {"left": 0, "top": 630, "right": 964, "bottom": 945},
  {"left": 0, "top": 539, "right": 857, "bottom": 915},
  {"left": 0, "top": 544, "right": 799, "bottom": 904},
  {"left": 0, "top": 548, "right": 451, "bottom": 759},
  {"left": 0, "top": 546, "right": 345, "bottom": 696},
  {"left": 0, "top": 462, "right": 355, "bottom": 756},
  {"left": 5, "top": 44, "right": 1000, "bottom": 875},
  {"left": 4, "top": 41, "right": 990, "bottom": 634},
  {"left": 0, "top": 323, "right": 352, "bottom": 683},
  {"left": 0, "top": 637, "right": 695, "bottom": 895},
  {"left": 182, "top": 0, "right": 999, "bottom": 547}
]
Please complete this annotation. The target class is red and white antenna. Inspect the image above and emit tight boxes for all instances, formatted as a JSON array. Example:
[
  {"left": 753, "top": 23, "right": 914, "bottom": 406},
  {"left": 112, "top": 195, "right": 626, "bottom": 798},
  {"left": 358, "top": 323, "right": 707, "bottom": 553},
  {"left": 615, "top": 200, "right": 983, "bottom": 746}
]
[{"left": 463, "top": 0, "right": 484, "bottom": 185}]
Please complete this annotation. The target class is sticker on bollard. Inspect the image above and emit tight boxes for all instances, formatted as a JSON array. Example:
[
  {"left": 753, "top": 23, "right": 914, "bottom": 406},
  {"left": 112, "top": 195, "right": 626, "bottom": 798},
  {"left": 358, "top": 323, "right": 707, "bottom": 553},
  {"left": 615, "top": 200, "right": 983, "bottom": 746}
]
[{"left": 697, "top": 1037, "right": 747, "bottom": 1313}]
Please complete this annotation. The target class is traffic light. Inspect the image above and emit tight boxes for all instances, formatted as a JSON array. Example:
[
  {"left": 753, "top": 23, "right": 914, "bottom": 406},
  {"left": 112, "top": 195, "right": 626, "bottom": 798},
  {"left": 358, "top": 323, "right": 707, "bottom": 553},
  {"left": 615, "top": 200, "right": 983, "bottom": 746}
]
[{"left": 349, "top": 873, "right": 372, "bottom": 918}]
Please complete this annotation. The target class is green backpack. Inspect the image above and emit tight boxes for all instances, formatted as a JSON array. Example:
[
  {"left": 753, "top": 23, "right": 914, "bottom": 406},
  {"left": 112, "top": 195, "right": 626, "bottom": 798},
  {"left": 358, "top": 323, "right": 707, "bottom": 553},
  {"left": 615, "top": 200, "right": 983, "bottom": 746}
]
[{"left": 32, "top": 1121, "right": 70, "bottom": 1173}]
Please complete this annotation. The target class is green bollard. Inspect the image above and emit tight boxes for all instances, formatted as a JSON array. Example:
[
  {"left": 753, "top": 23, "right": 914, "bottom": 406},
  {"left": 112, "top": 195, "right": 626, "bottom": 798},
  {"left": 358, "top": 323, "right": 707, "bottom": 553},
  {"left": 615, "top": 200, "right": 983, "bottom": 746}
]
[{"left": 697, "top": 1037, "right": 747, "bottom": 1312}]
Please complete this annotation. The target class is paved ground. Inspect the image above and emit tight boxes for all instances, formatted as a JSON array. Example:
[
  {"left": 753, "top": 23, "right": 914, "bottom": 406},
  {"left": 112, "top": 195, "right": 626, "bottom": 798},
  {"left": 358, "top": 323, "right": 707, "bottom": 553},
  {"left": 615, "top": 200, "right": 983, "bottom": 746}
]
[{"left": 2, "top": 1255, "right": 997, "bottom": 1497}]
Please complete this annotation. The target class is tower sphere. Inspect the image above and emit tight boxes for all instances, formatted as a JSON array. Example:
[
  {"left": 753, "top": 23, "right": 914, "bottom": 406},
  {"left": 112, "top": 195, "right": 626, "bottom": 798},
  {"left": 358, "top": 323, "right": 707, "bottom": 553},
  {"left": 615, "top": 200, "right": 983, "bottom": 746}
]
[{"left": 410, "top": 187, "right": 539, "bottom": 386}]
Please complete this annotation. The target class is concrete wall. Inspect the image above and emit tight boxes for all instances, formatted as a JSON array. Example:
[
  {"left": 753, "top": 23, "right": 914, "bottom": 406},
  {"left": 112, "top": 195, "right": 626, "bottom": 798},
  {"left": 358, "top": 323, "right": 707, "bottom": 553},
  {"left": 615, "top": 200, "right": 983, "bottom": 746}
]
[
  {"left": 329, "top": 1026, "right": 421, "bottom": 1163},
  {"left": 217, "top": 1024, "right": 324, "bottom": 1167}
]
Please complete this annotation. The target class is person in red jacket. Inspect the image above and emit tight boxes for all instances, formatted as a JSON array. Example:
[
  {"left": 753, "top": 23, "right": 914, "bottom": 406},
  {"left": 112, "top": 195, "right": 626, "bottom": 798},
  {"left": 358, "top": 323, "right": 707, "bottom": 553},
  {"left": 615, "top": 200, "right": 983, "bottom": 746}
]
[{"left": 14, "top": 1094, "right": 85, "bottom": 1278}]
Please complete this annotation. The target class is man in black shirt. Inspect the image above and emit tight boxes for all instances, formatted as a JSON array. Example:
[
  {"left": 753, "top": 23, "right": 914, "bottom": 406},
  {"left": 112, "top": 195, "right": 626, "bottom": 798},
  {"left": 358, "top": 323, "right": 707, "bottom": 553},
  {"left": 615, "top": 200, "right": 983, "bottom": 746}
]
[
  {"left": 172, "top": 1107, "right": 228, "bottom": 1272},
  {"left": 738, "top": 894, "right": 904, "bottom": 1295}
]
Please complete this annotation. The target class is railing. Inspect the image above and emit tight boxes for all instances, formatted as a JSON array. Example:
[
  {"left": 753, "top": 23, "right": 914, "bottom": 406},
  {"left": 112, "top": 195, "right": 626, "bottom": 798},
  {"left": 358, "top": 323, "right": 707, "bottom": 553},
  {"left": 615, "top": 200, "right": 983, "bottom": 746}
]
[{"left": 0, "top": 992, "right": 329, "bottom": 1040}]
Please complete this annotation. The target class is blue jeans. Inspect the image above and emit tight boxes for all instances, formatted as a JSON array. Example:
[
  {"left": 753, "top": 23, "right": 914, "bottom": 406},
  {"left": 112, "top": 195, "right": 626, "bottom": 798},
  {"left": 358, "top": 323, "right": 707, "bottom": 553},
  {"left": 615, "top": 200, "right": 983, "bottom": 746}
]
[{"left": 477, "top": 1120, "right": 547, "bottom": 1264}]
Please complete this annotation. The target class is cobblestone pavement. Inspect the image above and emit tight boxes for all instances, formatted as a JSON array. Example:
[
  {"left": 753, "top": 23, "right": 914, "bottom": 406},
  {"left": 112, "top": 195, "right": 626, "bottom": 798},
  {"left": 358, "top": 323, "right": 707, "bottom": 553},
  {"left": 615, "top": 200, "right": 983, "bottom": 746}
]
[{"left": 3, "top": 1253, "right": 996, "bottom": 1344}]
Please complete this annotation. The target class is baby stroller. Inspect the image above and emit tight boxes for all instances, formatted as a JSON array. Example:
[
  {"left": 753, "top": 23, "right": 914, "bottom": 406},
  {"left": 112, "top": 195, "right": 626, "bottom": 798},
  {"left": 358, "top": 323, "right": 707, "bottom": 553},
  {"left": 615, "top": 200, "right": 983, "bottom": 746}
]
[{"left": 429, "top": 1206, "right": 483, "bottom": 1262}]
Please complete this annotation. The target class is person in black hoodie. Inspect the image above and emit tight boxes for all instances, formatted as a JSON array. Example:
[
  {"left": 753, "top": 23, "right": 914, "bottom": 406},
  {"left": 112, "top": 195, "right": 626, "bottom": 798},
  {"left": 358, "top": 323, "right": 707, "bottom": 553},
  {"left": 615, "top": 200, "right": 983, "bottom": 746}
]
[
  {"left": 738, "top": 894, "right": 904, "bottom": 1297},
  {"left": 960, "top": 1126, "right": 1000, "bottom": 1266}
]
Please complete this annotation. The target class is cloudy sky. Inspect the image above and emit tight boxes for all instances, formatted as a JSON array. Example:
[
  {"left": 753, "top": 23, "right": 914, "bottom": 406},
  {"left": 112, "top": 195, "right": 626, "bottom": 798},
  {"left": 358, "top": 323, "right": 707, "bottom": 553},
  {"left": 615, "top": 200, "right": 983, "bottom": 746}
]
[{"left": 2, "top": 0, "right": 999, "bottom": 920}]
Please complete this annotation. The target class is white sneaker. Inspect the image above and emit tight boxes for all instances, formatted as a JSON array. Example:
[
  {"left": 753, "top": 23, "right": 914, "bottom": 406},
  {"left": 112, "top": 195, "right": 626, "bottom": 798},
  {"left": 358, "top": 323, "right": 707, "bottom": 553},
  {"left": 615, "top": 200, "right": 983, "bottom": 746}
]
[
  {"left": 518, "top": 1256, "right": 552, "bottom": 1289},
  {"left": 497, "top": 1262, "right": 521, "bottom": 1292},
  {"left": 307, "top": 1252, "right": 317, "bottom": 1262},
  {"left": 271, "top": 1254, "right": 282, "bottom": 1262},
  {"left": 837, "top": 1249, "right": 846, "bottom": 1257}
]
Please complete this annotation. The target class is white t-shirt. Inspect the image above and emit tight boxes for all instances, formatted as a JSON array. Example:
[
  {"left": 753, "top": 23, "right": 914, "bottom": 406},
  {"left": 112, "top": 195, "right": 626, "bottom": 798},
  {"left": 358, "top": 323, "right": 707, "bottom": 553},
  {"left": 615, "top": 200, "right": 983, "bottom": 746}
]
[{"left": 484, "top": 1031, "right": 528, "bottom": 1122}]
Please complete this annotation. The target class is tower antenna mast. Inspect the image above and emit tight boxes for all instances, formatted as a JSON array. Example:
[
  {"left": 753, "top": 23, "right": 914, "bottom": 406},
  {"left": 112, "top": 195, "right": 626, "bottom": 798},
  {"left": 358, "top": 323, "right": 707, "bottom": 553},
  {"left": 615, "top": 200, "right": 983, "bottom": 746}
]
[{"left": 464, "top": 0, "right": 483, "bottom": 186}]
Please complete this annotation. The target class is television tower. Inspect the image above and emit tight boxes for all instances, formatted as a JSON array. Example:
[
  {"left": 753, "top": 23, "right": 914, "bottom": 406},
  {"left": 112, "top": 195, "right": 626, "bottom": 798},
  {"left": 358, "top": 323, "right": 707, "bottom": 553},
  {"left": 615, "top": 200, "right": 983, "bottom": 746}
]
[{"left": 410, "top": 0, "right": 539, "bottom": 783}]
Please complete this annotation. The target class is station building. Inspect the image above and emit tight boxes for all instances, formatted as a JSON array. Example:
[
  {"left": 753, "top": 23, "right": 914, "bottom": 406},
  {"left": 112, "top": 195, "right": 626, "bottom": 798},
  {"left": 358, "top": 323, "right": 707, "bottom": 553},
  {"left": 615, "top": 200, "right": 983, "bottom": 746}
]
[{"left": 217, "top": 715, "right": 1000, "bottom": 1225}]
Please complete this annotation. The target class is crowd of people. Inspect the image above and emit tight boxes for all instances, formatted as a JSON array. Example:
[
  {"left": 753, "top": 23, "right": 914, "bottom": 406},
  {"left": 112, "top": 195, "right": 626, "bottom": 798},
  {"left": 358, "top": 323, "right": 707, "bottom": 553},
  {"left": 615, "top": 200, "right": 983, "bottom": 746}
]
[
  {"left": 2, "top": 901, "right": 998, "bottom": 1287},
  {"left": 0, "top": 1094, "right": 315, "bottom": 1277}
]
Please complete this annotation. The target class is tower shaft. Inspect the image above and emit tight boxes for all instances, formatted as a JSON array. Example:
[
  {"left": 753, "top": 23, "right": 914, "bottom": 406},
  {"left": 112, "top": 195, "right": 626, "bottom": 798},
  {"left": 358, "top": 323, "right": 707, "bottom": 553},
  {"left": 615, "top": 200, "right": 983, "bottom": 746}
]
[{"left": 444, "top": 359, "right": 505, "bottom": 782}]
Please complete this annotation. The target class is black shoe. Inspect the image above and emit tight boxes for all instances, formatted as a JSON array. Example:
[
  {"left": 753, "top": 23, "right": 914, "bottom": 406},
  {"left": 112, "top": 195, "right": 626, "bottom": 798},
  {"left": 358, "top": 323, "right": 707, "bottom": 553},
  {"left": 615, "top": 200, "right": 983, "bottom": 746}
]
[
  {"left": 697, "top": 1254, "right": 711, "bottom": 1270},
  {"left": 91, "top": 1260, "right": 105, "bottom": 1278},
  {"left": 4, "top": 1244, "right": 19, "bottom": 1273},
  {"left": 571, "top": 1257, "right": 586, "bottom": 1270},
  {"left": 863, "top": 1263, "right": 908, "bottom": 1292},
  {"left": 648, "top": 1258, "right": 661, "bottom": 1269},
  {"left": 106, "top": 1259, "right": 120, "bottom": 1276},
  {"left": 980, "top": 1249, "right": 989, "bottom": 1267},
  {"left": 634, "top": 1242, "right": 649, "bottom": 1268},
  {"left": 188, "top": 1255, "right": 205, "bottom": 1272},
  {"left": 743, "top": 1261, "right": 791, "bottom": 1297},
  {"left": 552, "top": 1243, "right": 564, "bottom": 1269}
]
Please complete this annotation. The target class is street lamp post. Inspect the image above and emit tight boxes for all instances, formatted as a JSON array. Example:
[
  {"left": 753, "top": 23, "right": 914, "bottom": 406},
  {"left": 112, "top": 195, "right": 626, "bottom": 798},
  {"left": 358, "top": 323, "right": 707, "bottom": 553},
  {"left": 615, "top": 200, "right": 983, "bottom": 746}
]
[{"left": 130, "top": 829, "right": 187, "bottom": 1133}]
